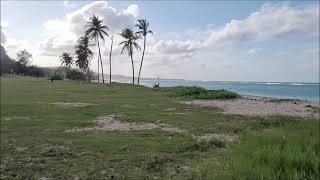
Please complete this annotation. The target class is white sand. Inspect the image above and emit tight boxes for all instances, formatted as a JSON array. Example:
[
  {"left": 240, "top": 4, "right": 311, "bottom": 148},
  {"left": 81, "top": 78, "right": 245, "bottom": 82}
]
[{"left": 182, "top": 96, "right": 319, "bottom": 117}]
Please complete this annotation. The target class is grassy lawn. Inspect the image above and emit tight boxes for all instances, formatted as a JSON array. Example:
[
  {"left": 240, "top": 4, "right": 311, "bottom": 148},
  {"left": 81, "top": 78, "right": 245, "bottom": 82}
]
[{"left": 1, "top": 75, "right": 319, "bottom": 179}]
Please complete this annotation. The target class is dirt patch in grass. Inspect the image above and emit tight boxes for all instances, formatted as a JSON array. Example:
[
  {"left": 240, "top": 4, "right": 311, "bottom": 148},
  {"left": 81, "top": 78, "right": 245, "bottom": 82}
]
[
  {"left": 66, "top": 115, "right": 185, "bottom": 133},
  {"left": 3, "top": 116, "right": 31, "bottom": 121},
  {"left": 163, "top": 108, "right": 177, "bottom": 111},
  {"left": 66, "top": 115, "right": 236, "bottom": 144},
  {"left": 120, "top": 104, "right": 133, "bottom": 108},
  {"left": 51, "top": 102, "right": 94, "bottom": 107},
  {"left": 33, "top": 102, "right": 94, "bottom": 107},
  {"left": 192, "top": 133, "right": 238, "bottom": 143},
  {"left": 162, "top": 108, "right": 189, "bottom": 115},
  {"left": 182, "top": 95, "right": 319, "bottom": 117},
  {"left": 95, "top": 115, "right": 159, "bottom": 131}
]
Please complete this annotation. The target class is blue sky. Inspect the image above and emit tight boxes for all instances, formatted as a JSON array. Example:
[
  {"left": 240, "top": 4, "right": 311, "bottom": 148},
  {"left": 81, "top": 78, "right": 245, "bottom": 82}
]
[{"left": 1, "top": 1, "right": 319, "bottom": 82}]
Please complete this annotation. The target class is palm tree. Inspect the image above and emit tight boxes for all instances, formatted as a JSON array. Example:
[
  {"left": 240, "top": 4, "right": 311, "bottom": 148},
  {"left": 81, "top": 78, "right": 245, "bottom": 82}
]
[
  {"left": 135, "top": 19, "right": 153, "bottom": 85},
  {"left": 74, "top": 36, "right": 93, "bottom": 80},
  {"left": 60, "top": 52, "right": 73, "bottom": 71},
  {"left": 85, "top": 15, "right": 109, "bottom": 84},
  {"left": 108, "top": 35, "right": 113, "bottom": 83},
  {"left": 119, "top": 28, "right": 141, "bottom": 85}
]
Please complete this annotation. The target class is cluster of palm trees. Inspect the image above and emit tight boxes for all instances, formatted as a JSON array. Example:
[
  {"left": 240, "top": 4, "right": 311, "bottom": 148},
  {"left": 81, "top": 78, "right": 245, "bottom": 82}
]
[{"left": 60, "top": 15, "right": 152, "bottom": 85}]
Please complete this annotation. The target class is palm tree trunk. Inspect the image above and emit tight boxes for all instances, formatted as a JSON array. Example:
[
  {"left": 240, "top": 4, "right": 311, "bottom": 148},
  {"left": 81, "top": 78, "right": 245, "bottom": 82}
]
[
  {"left": 138, "top": 36, "right": 146, "bottom": 85},
  {"left": 97, "top": 52, "right": 100, "bottom": 83},
  {"left": 109, "top": 35, "right": 113, "bottom": 83},
  {"left": 130, "top": 51, "right": 135, "bottom": 85},
  {"left": 86, "top": 67, "right": 90, "bottom": 82},
  {"left": 97, "top": 38, "right": 105, "bottom": 84}
]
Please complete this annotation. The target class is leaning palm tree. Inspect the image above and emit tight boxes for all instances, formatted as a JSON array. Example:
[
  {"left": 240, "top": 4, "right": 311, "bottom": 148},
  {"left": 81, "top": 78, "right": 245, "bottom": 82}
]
[
  {"left": 85, "top": 15, "right": 109, "bottom": 83},
  {"left": 74, "top": 35, "right": 93, "bottom": 81},
  {"left": 119, "top": 28, "right": 141, "bottom": 85},
  {"left": 60, "top": 52, "right": 73, "bottom": 71},
  {"left": 135, "top": 19, "right": 153, "bottom": 85}
]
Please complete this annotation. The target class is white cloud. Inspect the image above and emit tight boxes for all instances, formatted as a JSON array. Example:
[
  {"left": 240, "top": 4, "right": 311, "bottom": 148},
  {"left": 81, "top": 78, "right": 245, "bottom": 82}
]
[
  {"left": 147, "top": 4, "right": 319, "bottom": 69},
  {"left": 304, "top": 48, "right": 319, "bottom": 55},
  {"left": 123, "top": 4, "right": 139, "bottom": 18},
  {"left": 39, "top": 1, "right": 139, "bottom": 59},
  {"left": 150, "top": 40, "right": 202, "bottom": 55},
  {"left": 1, "top": 20, "right": 8, "bottom": 28},
  {"left": 63, "top": 1, "right": 76, "bottom": 9},
  {"left": 38, "top": 2, "right": 320, "bottom": 71},
  {"left": 1, "top": 26, "right": 7, "bottom": 44},
  {"left": 205, "top": 4, "right": 319, "bottom": 47},
  {"left": 2, "top": 1, "right": 319, "bottom": 81},
  {"left": 247, "top": 48, "right": 263, "bottom": 55},
  {"left": 43, "top": 19, "right": 67, "bottom": 34},
  {"left": 1, "top": 23, "right": 33, "bottom": 59}
]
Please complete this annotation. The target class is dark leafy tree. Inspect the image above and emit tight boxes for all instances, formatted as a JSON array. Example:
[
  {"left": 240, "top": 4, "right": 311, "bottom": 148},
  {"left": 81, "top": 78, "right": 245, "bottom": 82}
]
[
  {"left": 119, "top": 28, "right": 141, "bottom": 85},
  {"left": 16, "top": 49, "right": 32, "bottom": 66},
  {"left": 135, "top": 19, "right": 153, "bottom": 85},
  {"left": 85, "top": 15, "right": 109, "bottom": 83},
  {"left": 60, "top": 52, "right": 73, "bottom": 71},
  {"left": 16, "top": 49, "right": 32, "bottom": 74},
  {"left": 74, "top": 35, "right": 93, "bottom": 81}
]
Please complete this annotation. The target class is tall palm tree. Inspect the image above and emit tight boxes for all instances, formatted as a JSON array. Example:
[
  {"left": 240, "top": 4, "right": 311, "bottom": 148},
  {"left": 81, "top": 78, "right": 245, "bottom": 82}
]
[
  {"left": 60, "top": 52, "right": 73, "bottom": 71},
  {"left": 135, "top": 19, "right": 153, "bottom": 85},
  {"left": 85, "top": 15, "right": 109, "bottom": 84},
  {"left": 108, "top": 35, "right": 113, "bottom": 83},
  {"left": 75, "top": 36, "right": 93, "bottom": 80},
  {"left": 119, "top": 28, "right": 141, "bottom": 85}
]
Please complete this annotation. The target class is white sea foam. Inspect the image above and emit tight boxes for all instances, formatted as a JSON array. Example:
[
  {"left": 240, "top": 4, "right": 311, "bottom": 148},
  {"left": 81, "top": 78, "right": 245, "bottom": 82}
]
[
  {"left": 266, "top": 82, "right": 282, "bottom": 85},
  {"left": 289, "top": 83, "right": 304, "bottom": 86}
]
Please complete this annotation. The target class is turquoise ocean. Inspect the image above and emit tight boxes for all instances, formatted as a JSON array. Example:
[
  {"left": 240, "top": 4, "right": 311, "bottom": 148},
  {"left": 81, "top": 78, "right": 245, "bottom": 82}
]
[{"left": 139, "top": 79, "right": 320, "bottom": 102}]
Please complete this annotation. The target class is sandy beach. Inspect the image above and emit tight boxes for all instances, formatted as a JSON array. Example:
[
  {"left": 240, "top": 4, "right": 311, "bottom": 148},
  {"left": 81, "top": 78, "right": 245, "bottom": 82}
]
[{"left": 182, "top": 95, "right": 320, "bottom": 117}]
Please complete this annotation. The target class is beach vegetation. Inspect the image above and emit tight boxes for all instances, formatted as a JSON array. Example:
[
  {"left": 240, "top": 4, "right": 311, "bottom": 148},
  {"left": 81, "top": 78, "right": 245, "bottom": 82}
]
[
  {"left": 60, "top": 52, "right": 73, "bottom": 72},
  {"left": 66, "top": 69, "right": 86, "bottom": 80},
  {"left": 161, "top": 86, "right": 240, "bottom": 99},
  {"left": 85, "top": 15, "right": 109, "bottom": 84},
  {"left": 135, "top": 19, "right": 153, "bottom": 85},
  {"left": 0, "top": 76, "right": 318, "bottom": 179},
  {"left": 119, "top": 28, "right": 141, "bottom": 85}
]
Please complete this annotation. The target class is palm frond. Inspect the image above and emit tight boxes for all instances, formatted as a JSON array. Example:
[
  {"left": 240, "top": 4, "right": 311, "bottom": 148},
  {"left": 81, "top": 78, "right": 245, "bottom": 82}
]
[
  {"left": 100, "top": 25, "right": 109, "bottom": 30},
  {"left": 133, "top": 42, "right": 141, "bottom": 51}
]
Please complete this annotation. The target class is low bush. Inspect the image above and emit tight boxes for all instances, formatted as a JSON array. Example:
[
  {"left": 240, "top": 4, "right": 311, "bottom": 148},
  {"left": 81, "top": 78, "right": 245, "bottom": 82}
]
[
  {"left": 66, "top": 70, "right": 86, "bottom": 80},
  {"left": 52, "top": 74, "right": 63, "bottom": 80},
  {"left": 24, "top": 66, "right": 44, "bottom": 77},
  {"left": 162, "top": 86, "right": 239, "bottom": 100},
  {"left": 183, "top": 139, "right": 226, "bottom": 152}
]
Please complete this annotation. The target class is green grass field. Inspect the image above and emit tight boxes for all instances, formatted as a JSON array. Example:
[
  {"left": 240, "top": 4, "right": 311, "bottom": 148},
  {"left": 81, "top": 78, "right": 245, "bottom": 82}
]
[{"left": 1, "top": 75, "right": 319, "bottom": 179}]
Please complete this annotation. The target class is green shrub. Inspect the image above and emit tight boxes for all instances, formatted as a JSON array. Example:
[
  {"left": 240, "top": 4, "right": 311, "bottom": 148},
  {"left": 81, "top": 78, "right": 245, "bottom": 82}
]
[
  {"left": 24, "top": 66, "right": 44, "bottom": 77},
  {"left": 162, "top": 86, "right": 239, "bottom": 100},
  {"left": 183, "top": 139, "right": 226, "bottom": 152},
  {"left": 52, "top": 74, "right": 63, "bottom": 80},
  {"left": 66, "top": 70, "right": 85, "bottom": 80}
]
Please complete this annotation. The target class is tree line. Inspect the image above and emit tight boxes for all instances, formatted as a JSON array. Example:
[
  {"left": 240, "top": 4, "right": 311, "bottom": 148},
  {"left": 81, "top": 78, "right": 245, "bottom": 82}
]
[
  {"left": 61, "top": 15, "right": 152, "bottom": 85},
  {"left": 0, "top": 46, "right": 83, "bottom": 79},
  {"left": 0, "top": 46, "right": 44, "bottom": 77}
]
